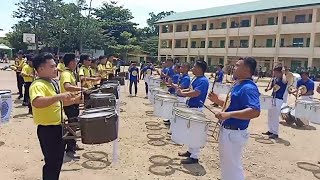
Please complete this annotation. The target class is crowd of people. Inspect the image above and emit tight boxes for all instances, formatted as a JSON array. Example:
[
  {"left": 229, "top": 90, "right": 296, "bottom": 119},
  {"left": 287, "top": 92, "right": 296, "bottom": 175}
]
[{"left": 8, "top": 50, "right": 320, "bottom": 180}]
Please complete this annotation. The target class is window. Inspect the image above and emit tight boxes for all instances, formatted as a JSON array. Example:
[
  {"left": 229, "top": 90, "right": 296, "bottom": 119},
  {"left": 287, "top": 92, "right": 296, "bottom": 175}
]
[
  {"left": 291, "top": 60, "right": 302, "bottom": 71},
  {"left": 175, "top": 40, "right": 182, "bottom": 48},
  {"left": 162, "top": 25, "right": 169, "bottom": 33},
  {"left": 140, "top": 57, "right": 144, "bottom": 62},
  {"left": 283, "top": 16, "right": 287, "bottom": 24},
  {"left": 208, "top": 58, "right": 212, "bottom": 66},
  {"left": 208, "top": 41, "right": 213, "bottom": 48},
  {"left": 268, "top": 17, "right": 275, "bottom": 25},
  {"left": 266, "top": 39, "right": 273, "bottom": 47},
  {"left": 200, "top": 41, "right": 205, "bottom": 48},
  {"left": 241, "top": 20, "right": 250, "bottom": 27},
  {"left": 190, "top": 57, "right": 195, "bottom": 63},
  {"left": 201, "top": 24, "right": 206, "bottom": 30},
  {"left": 229, "top": 40, "right": 235, "bottom": 47},
  {"left": 191, "top": 41, "right": 197, "bottom": 48},
  {"left": 192, "top": 25, "right": 197, "bottom": 31},
  {"left": 293, "top": 38, "right": 304, "bottom": 47},
  {"left": 307, "top": 38, "right": 311, "bottom": 47},
  {"left": 254, "top": 39, "right": 256, "bottom": 47},
  {"left": 176, "top": 25, "right": 182, "bottom": 32},
  {"left": 295, "top": 15, "right": 306, "bottom": 23},
  {"left": 280, "top": 38, "right": 285, "bottom": 47},
  {"left": 231, "top": 21, "right": 237, "bottom": 28},
  {"left": 221, "top": 22, "right": 227, "bottom": 29},
  {"left": 309, "top": 14, "right": 313, "bottom": 22},
  {"left": 219, "top": 58, "right": 224, "bottom": 65},
  {"left": 240, "top": 40, "right": 249, "bottom": 48},
  {"left": 209, "top": 23, "right": 214, "bottom": 29},
  {"left": 185, "top": 41, "right": 188, "bottom": 48},
  {"left": 220, "top": 40, "right": 225, "bottom": 48}
]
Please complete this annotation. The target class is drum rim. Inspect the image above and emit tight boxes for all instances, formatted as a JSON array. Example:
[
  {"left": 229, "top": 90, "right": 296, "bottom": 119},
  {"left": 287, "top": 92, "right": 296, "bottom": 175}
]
[
  {"left": 79, "top": 111, "right": 116, "bottom": 118},
  {"left": 154, "top": 97, "right": 179, "bottom": 103},
  {"left": 173, "top": 107, "right": 205, "bottom": 116},
  {"left": 83, "top": 107, "right": 115, "bottom": 112},
  {"left": 175, "top": 112, "right": 211, "bottom": 123}
]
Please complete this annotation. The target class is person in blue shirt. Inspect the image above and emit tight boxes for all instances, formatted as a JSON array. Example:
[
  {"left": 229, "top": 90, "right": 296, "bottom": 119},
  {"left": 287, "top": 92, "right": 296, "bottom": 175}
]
[
  {"left": 263, "top": 66, "right": 287, "bottom": 139},
  {"left": 166, "top": 64, "right": 181, "bottom": 94},
  {"left": 176, "top": 60, "right": 209, "bottom": 164},
  {"left": 128, "top": 61, "right": 139, "bottom": 96},
  {"left": 208, "top": 57, "right": 261, "bottom": 180},
  {"left": 161, "top": 58, "right": 175, "bottom": 82},
  {"left": 141, "top": 62, "right": 156, "bottom": 98},
  {"left": 293, "top": 71, "right": 315, "bottom": 100},
  {"left": 216, "top": 64, "right": 224, "bottom": 83},
  {"left": 171, "top": 62, "right": 191, "bottom": 103}
]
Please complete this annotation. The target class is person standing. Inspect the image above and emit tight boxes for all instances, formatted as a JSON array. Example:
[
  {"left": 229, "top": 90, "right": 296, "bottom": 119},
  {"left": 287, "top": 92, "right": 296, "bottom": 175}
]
[
  {"left": 14, "top": 50, "right": 26, "bottom": 99},
  {"left": 208, "top": 57, "right": 261, "bottom": 180},
  {"left": 167, "top": 63, "right": 181, "bottom": 95},
  {"left": 106, "top": 55, "right": 114, "bottom": 79},
  {"left": 78, "top": 54, "right": 98, "bottom": 89},
  {"left": 115, "top": 58, "right": 121, "bottom": 76},
  {"left": 57, "top": 56, "right": 65, "bottom": 74},
  {"left": 263, "top": 66, "right": 287, "bottom": 139},
  {"left": 176, "top": 60, "right": 209, "bottom": 164},
  {"left": 97, "top": 55, "right": 108, "bottom": 83},
  {"left": 216, "top": 65, "right": 224, "bottom": 83},
  {"left": 21, "top": 55, "right": 35, "bottom": 114},
  {"left": 30, "top": 53, "right": 75, "bottom": 180},
  {"left": 174, "top": 62, "right": 191, "bottom": 103},
  {"left": 128, "top": 61, "right": 139, "bottom": 96},
  {"left": 141, "top": 62, "right": 156, "bottom": 99},
  {"left": 60, "top": 53, "right": 85, "bottom": 159},
  {"left": 294, "top": 71, "right": 315, "bottom": 100}
]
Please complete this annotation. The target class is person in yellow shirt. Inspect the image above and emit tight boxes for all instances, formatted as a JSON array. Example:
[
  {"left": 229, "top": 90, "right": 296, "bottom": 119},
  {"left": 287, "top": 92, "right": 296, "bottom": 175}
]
[
  {"left": 97, "top": 55, "right": 108, "bottom": 83},
  {"left": 14, "top": 50, "right": 26, "bottom": 99},
  {"left": 78, "top": 54, "right": 99, "bottom": 88},
  {"left": 29, "top": 52, "right": 75, "bottom": 180},
  {"left": 106, "top": 54, "right": 114, "bottom": 79},
  {"left": 60, "top": 53, "right": 85, "bottom": 159},
  {"left": 57, "top": 56, "right": 65, "bottom": 74},
  {"left": 90, "top": 58, "right": 101, "bottom": 86},
  {"left": 21, "top": 55, "right": 35, "bottom": 113}
]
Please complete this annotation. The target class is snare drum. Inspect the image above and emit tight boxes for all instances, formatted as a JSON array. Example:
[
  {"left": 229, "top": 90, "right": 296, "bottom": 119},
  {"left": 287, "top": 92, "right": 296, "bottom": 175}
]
[
  {"left": 213, "top": 83, "right": 231, "bottom": 94},
  {"left": 100, "top": 83, "right": 119, "bottom": 99},
  {"left": 171, "top": 112, "right": 211, "bottom": 148},
  {"left": 0, "top": 90, "right": 12, "bottom": 124},
  {"left": 89, "top": 93, "right": 116, "bottom": 108},
  {"left": 260, "top": 95, "right": 274, "bottom": 110},
  {"left": 154, "top": 94, "right": 178, "bottom": 119},
  {"left": 79, "top": 111, "right": 118, "bottom": 144},
  {"left": 150, "top": 87, "right": 168, "bottom": 104},
  {"left": 290, "top": 109, "right": 308, "bottom": 127},
  {"left": 295, "top": 100, "right": 318, "bottom": 120}
]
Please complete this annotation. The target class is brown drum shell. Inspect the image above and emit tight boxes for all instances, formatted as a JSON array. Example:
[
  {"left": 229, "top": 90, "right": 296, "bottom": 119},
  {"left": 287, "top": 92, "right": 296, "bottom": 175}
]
[
  {"left": 82, "top": 107, "right": 115, "bottom": 115},
  {"left": 79, "top": 114, "right": 118, "bottom": 144},
  {"left": 100, "top": 85, "right": 119, "bottom": 99},
  {"left": 90, "top": 95, "right": 116, "bottom": 108}
]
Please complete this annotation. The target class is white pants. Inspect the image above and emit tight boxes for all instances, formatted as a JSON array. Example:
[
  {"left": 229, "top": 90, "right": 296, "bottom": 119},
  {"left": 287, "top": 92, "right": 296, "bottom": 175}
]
[
  {"left": 187, "top": 107, "right": 203, "bottom": 159},
  {"left": 267, "top": 98, "right": 283, "bottom": 135},
  {"left": 219, "top": 128, "right": 249, "bottom": 180}
]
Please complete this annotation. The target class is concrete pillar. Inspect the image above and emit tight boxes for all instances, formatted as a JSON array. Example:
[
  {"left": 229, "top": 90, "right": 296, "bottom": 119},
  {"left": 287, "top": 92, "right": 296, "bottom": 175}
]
[
  {"left": 224, "top": 18, "right": 231, "bottom": 66},
  {"left": 205, "top": 19, "right": 210, "bottom": 61},
  {"left": 158, "top": 25, "right": 163, "bottom": 62},
  {"left": 171, "top": 23, "right": 176, "bottom": 58},
  {"left": 274, "top": 12, "right": 283, "bottom": 67},
  {"left": 308, "top": 8, "right": 318, "bottom": 67},
  {"left": 187, "top": 22, "right": 192, "bottom": 63},
  {"left": 248, "top": 15, "right": 255, "bottom": 56}
]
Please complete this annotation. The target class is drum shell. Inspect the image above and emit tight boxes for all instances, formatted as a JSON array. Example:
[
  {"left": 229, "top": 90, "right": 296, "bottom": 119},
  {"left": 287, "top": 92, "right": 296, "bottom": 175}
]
[
  {"left": 171, "top": 113, "right": 210, "bottom": 148},
  {"left": 260, "top": 95, "right": 273, "bottom": 110},
  {"left": 151, "top": 88, "right": 168, "bottom": 104},
  {"left": 100, "top": 84, "right": 119, "bottom": 99},
  {"left": 154, "top": 96, "right": 178, "bottom": 119},
  {"left": 90, "top": 94, "right": 116, "bottom": 108},
  {"left": 295, "top": 100, "right": 318, "bottom": 120},
  {"left": 213, "top": 83, "right": 231, "bottom": 94},
  {"left": 79, "top": 112, "right": 118, "bottom": 144},
  {"left": 310, "top": 105, "right": 320, "bottom": 124},
  {"left": 0, "top": 90, "right": 12, "bottom": 124},
  {"left": 111, "top": 77, "right": 125, "bottom": 85}
]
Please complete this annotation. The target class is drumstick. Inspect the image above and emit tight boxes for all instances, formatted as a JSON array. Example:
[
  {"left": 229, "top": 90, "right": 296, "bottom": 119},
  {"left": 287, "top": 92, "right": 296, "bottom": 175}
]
[{"left": 211, "top": 73, "right": 218, "bottom": 93}]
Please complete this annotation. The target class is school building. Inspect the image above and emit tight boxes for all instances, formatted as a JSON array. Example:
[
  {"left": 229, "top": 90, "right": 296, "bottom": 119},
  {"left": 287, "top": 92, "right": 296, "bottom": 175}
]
[{"left": 156, "top": 0, "right": 320, "bottom": 71}]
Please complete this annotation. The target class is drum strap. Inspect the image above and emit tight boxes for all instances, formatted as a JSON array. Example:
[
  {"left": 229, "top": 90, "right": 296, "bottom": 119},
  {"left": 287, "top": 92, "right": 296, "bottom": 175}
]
[{"left": 50, "top": 79, "right": 64, "bottom": 124}]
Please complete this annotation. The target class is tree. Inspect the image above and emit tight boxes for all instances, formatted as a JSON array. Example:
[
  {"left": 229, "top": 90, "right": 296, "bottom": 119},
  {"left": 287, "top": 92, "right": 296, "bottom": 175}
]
[{"left": 146, "top": 11, "right": 175, "bottom": 36}]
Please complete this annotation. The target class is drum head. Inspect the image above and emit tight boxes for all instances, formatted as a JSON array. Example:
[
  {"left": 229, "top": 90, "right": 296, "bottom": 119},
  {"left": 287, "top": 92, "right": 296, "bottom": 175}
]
[
  {"left": 84, "top": 107, "right": 115, "bottom": 114},
  {"left": 155, "top": 94, "right": 177, "bottom": 100},
  {"left": 173, "top": 107, "right": 204, "bottom": 116},
  {"left": 90, "top": 93, "right": 114, "bottom": 99},
  {"left": 0, "top": 90, "right": 11, "bottom": 95},
  {"left": 79, "top": 111, "right": 115, "bottom": 119},
  {"left": 175, "top": 112, "right": 210, "bottom": 123}
]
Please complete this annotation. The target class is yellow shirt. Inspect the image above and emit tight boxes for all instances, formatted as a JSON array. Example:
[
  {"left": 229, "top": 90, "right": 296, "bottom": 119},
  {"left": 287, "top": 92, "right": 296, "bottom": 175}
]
[
  {"left": 97, "top": 64, "right": 107, "bottom": 78},
  {"left": 90, "top": 68, "right": 97, "bottom": 77},
  {"left": 29, "top": 79, "right": 63, "bottom": 125},
  {"left": 79, "top": 66, "right": 92, "bottom": 88},
  {"left": 60, "top": 69, "right": 76, "bottom": 93},
  {"left": 14, "top": 58, "right": 26, "bottom": 72},
  {"left": 106, "top": 61, "right": 113, "bottom": 71},
  {"left": 21, "top": 64, "right": 34, "bottom": 82},
  {"left": 57, "top": 63, "right": 65, "bottom": 72}
]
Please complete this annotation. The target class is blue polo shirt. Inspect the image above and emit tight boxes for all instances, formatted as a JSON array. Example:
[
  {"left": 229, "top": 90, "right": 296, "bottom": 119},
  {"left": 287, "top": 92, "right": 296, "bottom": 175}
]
[
  {"left": 297, "top": 78, "right": 315, "bottom": 92},
  {"left": 142, "top": 66, "right": 155, "bottom": 76},
  {"left": 186, "top": 76, "right": 209, "bottom": 108},
  {"left": 222, "top": 80, "right": 260, "bottom": 130},
  {"left": 168, "top": 73, "right": 180, "bottom": 94},
  {"left": 271, "top": 78, "right": 287, "bottom": 99},
  {"left": 179, "top": 74, "right": 191, "bottom": 89},
  {"left": 165, "top": 66, "right": 175, "bottom": 79},
  {"left": 129, "top": 67, "right": 139, "bottom": 81},
  {"left": 216, "top": 70, "right": 224, "bottom": 83}
]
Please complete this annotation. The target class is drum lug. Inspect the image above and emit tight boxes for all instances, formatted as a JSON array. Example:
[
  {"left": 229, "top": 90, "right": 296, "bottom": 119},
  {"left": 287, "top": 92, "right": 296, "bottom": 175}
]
[{"left": 187, "top": 120, "right": 191, "bottom": 128}]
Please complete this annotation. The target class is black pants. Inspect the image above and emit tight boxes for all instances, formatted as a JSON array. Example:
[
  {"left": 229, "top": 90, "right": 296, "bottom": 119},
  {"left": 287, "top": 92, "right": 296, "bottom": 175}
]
[
  {"left": 115, "top": 69, "right": 120, "bottom": 76},
  {"left": 63, "top": 104, "right": 79, "bottom": 153},
  {"left": 37, "top": 125, "right": 64, "bottom": 180},
  {"left": 16, "top": 72, "right": 24, "bottom": 97},
  {"left": 23, "top": 82, "right": 32, "bottom": 107},
  {"left": 129, "top": 80, "right": 138, "bottom": 95},
  {"left": 145, "top": 82, "right": 148, "bottom": 95}
]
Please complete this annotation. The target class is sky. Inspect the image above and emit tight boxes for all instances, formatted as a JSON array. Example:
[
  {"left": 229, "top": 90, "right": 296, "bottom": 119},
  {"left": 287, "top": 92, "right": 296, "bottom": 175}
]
[{"left": 0, "top": 0, "right": 257, "bottom": 37}]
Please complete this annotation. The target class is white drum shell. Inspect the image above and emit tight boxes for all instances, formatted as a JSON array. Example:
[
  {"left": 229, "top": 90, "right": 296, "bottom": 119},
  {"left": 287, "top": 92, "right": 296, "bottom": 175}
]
[
  {"left": 150, "top": 88, "right": 168, "bottom": 104},
  {"left": 310, "top": 105, "right": 320, "bottom": 124},
  {"left": 154, "top": 97, "right": 178, "bottom": 119},
  {"left": 295, "top": 100, "right": 318, "bottom": 120},
  {"left": 213, "top": 84, "right": 231, "bottom": 95},
  {"left": 171, "top": 114, "right": 210, "bottom": 148},
  {"left": 260, "top": 95, "right": 273, "bottom": 110}
]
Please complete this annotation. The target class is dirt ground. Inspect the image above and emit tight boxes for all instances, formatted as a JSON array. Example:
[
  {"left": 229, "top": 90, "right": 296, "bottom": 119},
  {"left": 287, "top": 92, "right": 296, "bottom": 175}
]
[{"left": 1, "top": 69, "right": 320, "bottom": 180}]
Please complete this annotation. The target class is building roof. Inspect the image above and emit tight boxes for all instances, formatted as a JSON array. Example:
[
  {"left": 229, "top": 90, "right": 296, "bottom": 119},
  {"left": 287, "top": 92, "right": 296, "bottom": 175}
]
[{"left": 157, "top": 0, "right": 320, "bottom": 24}]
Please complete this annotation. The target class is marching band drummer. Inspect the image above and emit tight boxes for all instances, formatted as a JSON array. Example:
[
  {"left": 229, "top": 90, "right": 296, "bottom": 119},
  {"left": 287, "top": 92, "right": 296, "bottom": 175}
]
[
  {"left": 208, "top": 57, "right": 260, "bottom": 180},
  {"left": 166, "top": 63, "right": 181, "bottom": 95},
  {"left": 161, "top": 58, "right": 175, "bottom": 82},
  {"left": 30, "top": 53, "right": 76, "bottom": 180},
  {"left": 263, "top": 66, "right": 287, "bottom": 139},
  {"left": 176, "top": 60, "right": 209, "bottom": 164},
  {"left": 21, "top": 55, "right": 35, "bottom": 114},
  {"left": 97, "top": 55, "right": 108, "bottom": 83},
  {"left": 57, "top": 56, "right": 65, "bottom": 75},
  {"left": 60, "top": 53, "right": 85, "bottom": 159},
  {"left": 78, "top": 54, "right": 99, "bottom": 89},
  {"left": 90, "top": 58, "right": 101, "bottom": 87},
  {"left": 294, "top": 71, "right": 315, "bottom": 100},
  {"left": 172, "top": 62, "right": 191, "bottom": 103},
  {"left": 106, "top": 55, "right": 114, "bottom": 79}
]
